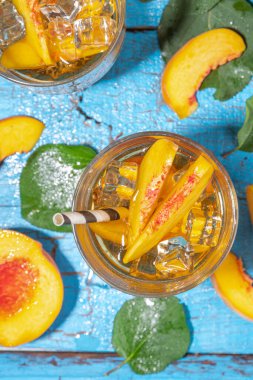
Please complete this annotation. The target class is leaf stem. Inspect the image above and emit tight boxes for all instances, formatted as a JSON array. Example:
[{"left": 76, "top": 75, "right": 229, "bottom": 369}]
[
  {"left": 221, "top": 147, "right": 238, "bottom": 158},
  {"left": 104, "top": 338, "right": 148, "bottom": 376}
]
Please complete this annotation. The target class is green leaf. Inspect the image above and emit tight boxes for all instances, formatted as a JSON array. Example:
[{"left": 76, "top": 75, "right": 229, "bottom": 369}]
[
  {"left": 20, "top": 144, "right": 97, "bottom": 232},
  {"left": 158, "top": 0, "right": 253, "bottom": 101},
  {"left": 237, "top": 96, "right": 253, "bottom": 151},
  {"left": 112, "top": 297, "right": 190, "bottom": 375}
]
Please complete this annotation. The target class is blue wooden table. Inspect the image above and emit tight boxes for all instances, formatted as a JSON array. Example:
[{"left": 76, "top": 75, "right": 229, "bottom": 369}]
[{"left": 1, "top": 1, "right": 253, "bottom": 378}]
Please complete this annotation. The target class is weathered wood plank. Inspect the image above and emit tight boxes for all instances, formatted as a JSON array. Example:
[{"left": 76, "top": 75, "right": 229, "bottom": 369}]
[{"left": 0, "top": 352, "right": 253, "bottom": 379}]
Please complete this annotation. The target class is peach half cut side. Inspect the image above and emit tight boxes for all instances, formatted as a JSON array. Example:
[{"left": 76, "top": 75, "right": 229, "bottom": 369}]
[{"left": 0, "top": 230, "right": 63, "bottom": 347}]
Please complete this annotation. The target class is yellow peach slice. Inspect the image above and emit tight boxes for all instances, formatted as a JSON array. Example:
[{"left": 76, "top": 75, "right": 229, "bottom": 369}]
[
  {"left": 90, "top": 220, "right": 128, "bottom": 245},
  {"left": 212, "top": 252, "right": 253, "bottom": 321},
  {"left": 12, "top": 0, "right": 53, "bottom": 65},
  {"left": 1, "top": 38, "right": 44, "bottom": 69},
  {"left": 0, "top": 116, "right": 45, "bottom": 161},
  {"left": 0, "top": 230, "right": 63, "bottom": 347},
  {"left": 119, "top": 163, "right": 138, "bottom": 182},
  {"left": 90, "top": 207, "right": 129, "bottom": 245},
  {"left": 161, "top": 29, "right": 246, "bottom": 119},
  {"left": 246, "top": 185, "right": 253, "bottom": 224},
  {"left": 124, "top": 155, "right": 214, "bottom": 264},
  {"left": 128, "top": 139, "right": 178, "bottom": 247}
]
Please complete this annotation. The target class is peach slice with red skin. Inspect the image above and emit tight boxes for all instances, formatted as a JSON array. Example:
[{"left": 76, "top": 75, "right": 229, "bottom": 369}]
[
  {"left": 128, "top": 139, "right": 178, "bottom": 247},
  {"left": 0, "top": 230, "right": 63, "bottom": 347},
  {"left": 161, "top": 28, "right": 246, "bottom": 119},
  {"left": 124, "top": 155, "right": 214, "bottom": 264},
  {"left": 212, "top": 252, "right": 253, "bottom": 321},
  {"left": 0, "top": 116, "right": 44, "bottom": 161},
  {"left": 246, "top": 185, "right": 253, "bottom": 224}
]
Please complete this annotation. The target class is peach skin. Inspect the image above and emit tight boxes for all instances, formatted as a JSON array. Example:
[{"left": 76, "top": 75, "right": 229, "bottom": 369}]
[{"left": 212, "top": 252, "right": 253, "bottom": 321}]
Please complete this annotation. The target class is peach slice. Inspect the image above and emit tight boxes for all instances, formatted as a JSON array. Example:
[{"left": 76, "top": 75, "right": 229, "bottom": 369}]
[
  {"left": 12, "top": 0, "right": 53, "bottom": 65},
  {"left": 124, "top": 155, "right": 214, "bottom": 264},
  {"left": 0, "top": 116, "right": 45, "bottom": 161},
  {"left": 1, "top": 38, "right": 44, "bottom": 70},
  {"left": 128, "top": 139, "right": 178, "bottom": 247},
  {"left": 0, "top": 230, "right": 63, "bottom": 347},
  {"left": 212, "top": 252, "right": 253, "bottom": 321},
  {"left": 161, "top": 29, "right": 246, "bottom": 119},
  {"left": 90, "top": 220, "right": 128, "bottom": 245},
  {"left": 90, "top": 207, "right": 129, "bottom": 245},
  {"left": 246, "top": 185, "right": 253, "bottom": 224}
]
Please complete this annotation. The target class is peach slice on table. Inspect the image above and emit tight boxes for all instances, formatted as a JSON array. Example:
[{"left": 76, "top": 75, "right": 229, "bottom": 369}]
[
  {"left": 246, "top": 185, "right": 253, "bottom": 224},
  {"left": 161, "top": 28, "right": 246, "bottom": 119},
  {"left": 12, "top": 0, "right": 53, "bottom": 66},
  {"left": 128, "top": 139, "right": 178, "bottom": 247},
  {"left": 212, "top": 252, "right": 253, "bottom": 321},
  {"left": 124, "top": 155, "right": 214, "bottom": 264},
  {"left": 0, "top": 116, "right": 45, "bottom": 161},
  {"left": 1, "top": 38, "right": 44, "bottom": 70},
  {"left": 0, "top": 230, "right": 63, "bottom": 347}
]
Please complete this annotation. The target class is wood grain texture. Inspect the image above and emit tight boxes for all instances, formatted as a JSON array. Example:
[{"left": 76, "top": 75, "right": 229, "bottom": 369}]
[
  {"left": 0, "top": 0, "right": 253, "bottom": 377},
  {"left": 0, "top": 352, "right": 253, "bottom": 379}
]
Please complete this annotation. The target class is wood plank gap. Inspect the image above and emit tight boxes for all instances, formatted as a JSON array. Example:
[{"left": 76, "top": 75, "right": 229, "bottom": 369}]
[
  {"left": 1, "top": 352, "right": 253, "bottom": 359},
  {"left": 126, "top": 26, "right": 157, "bottom": 32}
]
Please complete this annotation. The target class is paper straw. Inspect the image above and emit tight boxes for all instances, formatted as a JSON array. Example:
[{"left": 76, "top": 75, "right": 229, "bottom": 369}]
[{"left": 53, "top": 208, "right": 121, "bottom": 227}]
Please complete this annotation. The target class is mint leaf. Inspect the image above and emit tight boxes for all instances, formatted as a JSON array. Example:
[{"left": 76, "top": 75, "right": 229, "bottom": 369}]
[
  {"left": 237, "top": 96, "right": 253, "bottom": 152},
  {"left": 112, "top": 297, "right": 190, "bottom": 375},
  {"left": 158, "top": 0, "right": 253, "bottom": 101},
  {"left": 20, "top": 144, "right": 97, "bottom": 232}
]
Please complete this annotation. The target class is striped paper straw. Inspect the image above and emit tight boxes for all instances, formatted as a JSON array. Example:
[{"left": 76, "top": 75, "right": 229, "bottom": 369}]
[{"left": 53, "top": 208, "right": 121, "bottom": 227}]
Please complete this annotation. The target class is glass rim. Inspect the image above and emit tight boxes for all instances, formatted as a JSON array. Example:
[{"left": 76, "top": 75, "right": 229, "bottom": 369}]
[
  {"left": 72, "top": 131, "right": 238, "bottom": 296},
  {"left": 0, "top": 0, "right": 126, "bottom": 88}
]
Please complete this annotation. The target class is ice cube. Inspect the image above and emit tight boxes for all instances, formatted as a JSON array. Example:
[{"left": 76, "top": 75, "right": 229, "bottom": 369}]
[
  {"left": 155, "top": 236, "right": 194, "bottom": 275},
  {"left": 40, "top": 0, "right": 82, "bottom": 21},
  {"left": 102, "top": 0, "right": 116, "bottom": 16},
  {"left": 183, "top": 192, "right": 222, "bottom": 247},
  {"left": 93, "top": 161, "right": 137, "bottom": 208},
  {"left": 0, "top": 1, "right": 25, "bottom": 49},
  {"left": 47, "top": 18, "right": 76, "bottom": 61},
  {"left": 77, "top": 0, "right": 104, "bottom": 17},
  {"left": 74, "top": 16, "right": 117, "bottom": 48},
  {"left": 130, "top": 249, "right": 157, "bottom": 278}
]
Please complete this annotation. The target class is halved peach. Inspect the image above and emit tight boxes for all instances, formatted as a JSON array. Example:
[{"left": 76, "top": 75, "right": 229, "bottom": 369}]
[
  {"left": 12, "top": 0, "right": 53, "bottom": 65},
  {"left": 0, "top": 230, "right": 63, "bottom": 347},
  {"left": 1, "top": 38, "right": 44, "bottom": 70},
  {"left": 0, "top": 116, "right": 44, "bottom": 161},
  {"left": 212, "top": 252, "right": 253, "bottom": 321},
  {"left": 161, "top": 29, "right": 246, "bottom": 119},
  {"left": 246, "top": 185, "right": 253, "bottom": 224}
]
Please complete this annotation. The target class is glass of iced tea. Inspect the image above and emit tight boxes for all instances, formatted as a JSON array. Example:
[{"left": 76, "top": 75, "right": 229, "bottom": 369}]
[
  {"left": 73, "top": 132, "right": 238, "bottom": 296},
  {"left": 0, "top": 0, "right": 125, "bottom": 92}
]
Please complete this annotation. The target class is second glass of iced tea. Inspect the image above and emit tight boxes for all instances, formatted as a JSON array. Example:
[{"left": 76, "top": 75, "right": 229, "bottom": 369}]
[
  {"left": 73, "top": 132, "right": 238, "bottom": 296},
  {"left": 0, "top": 0, "right": 125, "bottom": 91}
]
